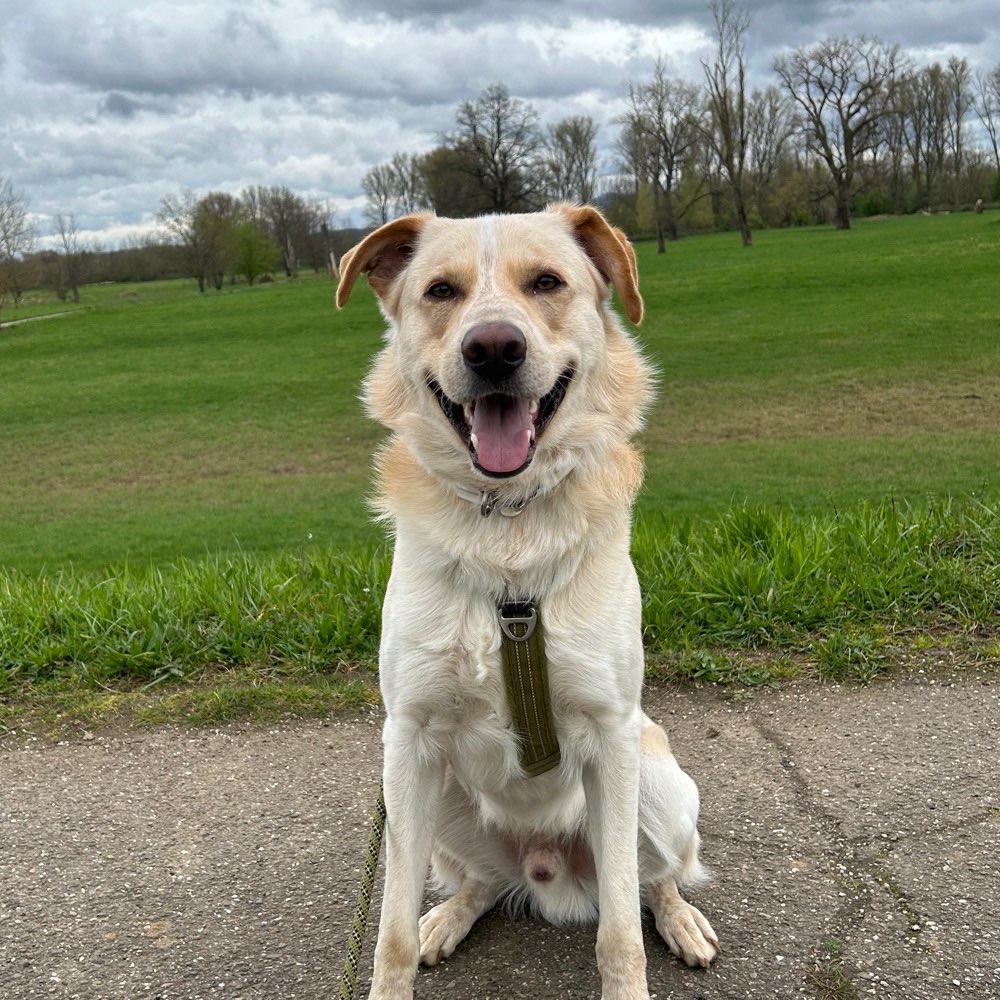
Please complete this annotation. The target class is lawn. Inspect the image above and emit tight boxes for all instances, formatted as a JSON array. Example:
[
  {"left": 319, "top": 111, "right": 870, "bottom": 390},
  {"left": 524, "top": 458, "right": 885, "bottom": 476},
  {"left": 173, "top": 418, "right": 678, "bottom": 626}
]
[{"left": 2, "top": 213, "right": 997, "bottom": 574}]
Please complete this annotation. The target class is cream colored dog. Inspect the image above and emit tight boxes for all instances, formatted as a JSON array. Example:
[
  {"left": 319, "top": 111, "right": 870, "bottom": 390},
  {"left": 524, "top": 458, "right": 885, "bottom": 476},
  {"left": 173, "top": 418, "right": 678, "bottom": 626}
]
[{"left": 337, "top": 204, "right": 718, "bottom": 1000}]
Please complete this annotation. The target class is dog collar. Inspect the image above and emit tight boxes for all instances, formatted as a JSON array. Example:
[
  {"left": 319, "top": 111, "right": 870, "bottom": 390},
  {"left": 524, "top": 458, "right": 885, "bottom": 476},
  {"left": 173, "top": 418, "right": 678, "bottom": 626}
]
[{"left": 451, "top": 470, "right": 571, "bottom": 518}]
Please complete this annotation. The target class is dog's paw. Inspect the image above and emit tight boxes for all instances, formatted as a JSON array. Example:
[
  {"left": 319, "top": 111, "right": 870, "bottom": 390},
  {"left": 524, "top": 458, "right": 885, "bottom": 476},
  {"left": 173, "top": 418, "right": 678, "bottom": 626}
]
[
  {"left": 418, "top": 898, "right": 477, "bottom": 966},
  {"left": 654, "top": 899, "right": 720, "bottom": 969}
]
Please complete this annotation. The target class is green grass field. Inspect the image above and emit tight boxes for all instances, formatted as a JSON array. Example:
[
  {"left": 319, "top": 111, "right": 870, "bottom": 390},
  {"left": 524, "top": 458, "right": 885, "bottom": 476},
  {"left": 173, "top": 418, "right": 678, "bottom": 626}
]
[
  {"left": 1, "top": 213, "right": 998, "bottom": 730},
  {"left": 3, "top": 213, "right": 997, "bottom": 573}
]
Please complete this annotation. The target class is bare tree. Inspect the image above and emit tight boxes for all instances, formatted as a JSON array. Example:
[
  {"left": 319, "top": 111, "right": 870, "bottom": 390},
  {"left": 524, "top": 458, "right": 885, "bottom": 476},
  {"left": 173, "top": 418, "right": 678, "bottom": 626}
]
[
  {"left": 898, "top": 64, "right": 950, "bottom": 209},
  {"left": 746, "top": 86, "right": 795, "bottom": 212},
  {"left": 618, "top": 60, "right": 703, "bottom": 249},
  {"left": 775, "top": 36, "right": 901, "bottom": 229},
  {"left": 973, "top": 64, "right": 1000, "bottom": 171},
  {"left": 361, "top": 163, "right": 397, "bottom": 227},
  {"left": 451, "top": 83, "right": 545, "bottom": 213},
  {"left": 0, "top": 177, "right": 37, "bottom": 321},
  {"left": 701, "top": 0, "right": 754, "bottom": 245},
  {"left": 158, "top": 191, "right": 212, "bottom": 291},
  {"left": 53, "top": 212, "right": 84, "bottom": 303},
  {"left": 158, "top": 190, "right": 242, "bottom": 291},
  {"left": 945, "top": 56, "right": 974, "bottom": 207},
  {"left": 389, "top": 152, "right": 429, "bottom": 215},
  {"left": 543, "top": 115, "right": 599, "bottom": 204}
]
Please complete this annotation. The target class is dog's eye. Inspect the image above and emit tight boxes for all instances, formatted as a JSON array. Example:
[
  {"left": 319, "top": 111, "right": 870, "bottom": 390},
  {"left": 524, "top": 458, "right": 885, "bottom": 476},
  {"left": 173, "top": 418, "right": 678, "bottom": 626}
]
[
  {"left": 533, "top": 273, "right": 562, "bottom": 293},
  {"left": 426, "top": 281, "right": 455, "bottom": 300}
]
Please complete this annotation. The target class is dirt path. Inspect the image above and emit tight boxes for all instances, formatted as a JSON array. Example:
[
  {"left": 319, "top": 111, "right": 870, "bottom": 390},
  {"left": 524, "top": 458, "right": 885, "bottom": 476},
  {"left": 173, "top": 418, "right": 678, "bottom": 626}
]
[
  {"left": 2, "top": 666, "right": 998, "bottom": 999},
  {"left": 0, "top": 309, "right": 76, "bottom": 328}
]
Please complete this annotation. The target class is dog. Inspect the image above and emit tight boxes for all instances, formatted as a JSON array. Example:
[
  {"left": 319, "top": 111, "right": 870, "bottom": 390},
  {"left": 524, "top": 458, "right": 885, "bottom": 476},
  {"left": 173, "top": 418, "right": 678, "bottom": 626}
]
[{"left": 336, "top": 204, "right": 718, "bottom": 1000}]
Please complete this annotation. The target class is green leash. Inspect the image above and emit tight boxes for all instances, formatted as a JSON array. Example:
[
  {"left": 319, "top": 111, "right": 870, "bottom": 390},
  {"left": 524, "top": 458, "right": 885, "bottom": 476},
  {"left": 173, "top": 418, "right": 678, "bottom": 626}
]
[{"left": 337, "top": 781, "right": 387, "bottom": 1000}]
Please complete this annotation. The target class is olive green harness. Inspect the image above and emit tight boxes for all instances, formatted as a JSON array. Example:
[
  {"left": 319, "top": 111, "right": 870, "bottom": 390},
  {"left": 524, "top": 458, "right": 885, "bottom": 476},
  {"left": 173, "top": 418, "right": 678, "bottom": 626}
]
[{"left": 498, "top": 598, "right": 562, "bottom": 777}]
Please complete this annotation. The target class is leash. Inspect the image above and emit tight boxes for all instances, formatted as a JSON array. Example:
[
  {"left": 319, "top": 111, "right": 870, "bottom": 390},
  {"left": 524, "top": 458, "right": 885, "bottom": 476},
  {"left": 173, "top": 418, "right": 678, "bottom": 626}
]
[
  {"left": 337, "top": 780, "right": 387, "bottom": 1000},
  {"left": 335, "top": 602, "right": 558, "bottom": 996}
]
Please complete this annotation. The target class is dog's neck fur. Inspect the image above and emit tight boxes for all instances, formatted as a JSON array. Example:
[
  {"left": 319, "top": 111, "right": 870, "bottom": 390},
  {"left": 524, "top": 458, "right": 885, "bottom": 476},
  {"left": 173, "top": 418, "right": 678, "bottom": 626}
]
[{"left": 372, "top": 436, "right": 642, "bottom": 601}]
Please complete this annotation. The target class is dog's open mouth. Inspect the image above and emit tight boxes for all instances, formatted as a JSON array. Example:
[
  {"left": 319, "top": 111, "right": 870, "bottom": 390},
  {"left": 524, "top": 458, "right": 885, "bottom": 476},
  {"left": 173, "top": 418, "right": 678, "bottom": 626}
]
[{"left": 429, "top": 370, "right": 573, "bottom": 478}]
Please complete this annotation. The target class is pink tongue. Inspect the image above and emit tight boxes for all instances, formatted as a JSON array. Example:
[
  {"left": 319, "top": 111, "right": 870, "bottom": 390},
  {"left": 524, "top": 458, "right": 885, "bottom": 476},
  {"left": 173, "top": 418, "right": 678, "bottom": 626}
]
[{"left": 471, "top": 395, "right": 534, "bottom": 474}]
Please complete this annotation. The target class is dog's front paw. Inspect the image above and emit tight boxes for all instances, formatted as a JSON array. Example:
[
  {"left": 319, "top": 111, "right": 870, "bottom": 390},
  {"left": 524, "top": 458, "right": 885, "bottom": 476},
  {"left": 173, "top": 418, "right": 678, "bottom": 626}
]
[
  {"left": 418, "top": 898, "right": 477, "bottom": 966},
  {"left": 654, "top": 898, "right": 719, "bottom": 968}
]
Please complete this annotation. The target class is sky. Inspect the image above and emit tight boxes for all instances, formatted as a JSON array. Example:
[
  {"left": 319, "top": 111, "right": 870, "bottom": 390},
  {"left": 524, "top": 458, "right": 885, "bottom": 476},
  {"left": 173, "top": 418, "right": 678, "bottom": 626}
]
[{"left": 1, "top": 0, "right": 997, "bottom": 247}]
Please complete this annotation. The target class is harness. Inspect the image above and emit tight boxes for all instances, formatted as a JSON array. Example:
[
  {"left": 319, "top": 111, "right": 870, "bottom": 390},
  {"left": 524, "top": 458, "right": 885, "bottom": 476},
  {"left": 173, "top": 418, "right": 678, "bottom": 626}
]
[
  {"left": 450, "top": 480, "right": 565, "bottom": 774},
  {"left": 497, "top": 599, "right": 561, "bottom": 776}
]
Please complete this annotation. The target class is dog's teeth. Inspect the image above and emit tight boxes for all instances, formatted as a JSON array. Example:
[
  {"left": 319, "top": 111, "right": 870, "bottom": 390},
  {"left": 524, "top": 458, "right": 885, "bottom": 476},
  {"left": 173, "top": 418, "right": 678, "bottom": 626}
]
[
  {"left": 463, "top": 403, "right": 475, "bottom": 425},
  {"left": 470, "top": 432, "right": 479, "bottom": 453},
  {"left": 529, "top": 399, "right": 539, "bottom": 417}
]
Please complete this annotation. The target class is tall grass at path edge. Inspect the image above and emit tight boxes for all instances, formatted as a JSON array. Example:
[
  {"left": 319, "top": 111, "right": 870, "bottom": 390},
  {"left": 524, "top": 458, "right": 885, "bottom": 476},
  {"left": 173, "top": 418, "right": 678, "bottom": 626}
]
[{"left": 2, "top": 496, "right": 998, "bottom": 732}]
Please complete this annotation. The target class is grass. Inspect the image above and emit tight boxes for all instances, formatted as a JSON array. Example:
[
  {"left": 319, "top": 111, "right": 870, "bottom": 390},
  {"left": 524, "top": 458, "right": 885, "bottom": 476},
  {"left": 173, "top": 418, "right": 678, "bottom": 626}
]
[
  {"left": 2, "top": 497, "right": 997, "bottom": 733},
  {"left": 1, "top": 273, "right": 385, "bottom": 569},
  {"left": 1, "top": 214, "right": 999, "bottom": 731}
]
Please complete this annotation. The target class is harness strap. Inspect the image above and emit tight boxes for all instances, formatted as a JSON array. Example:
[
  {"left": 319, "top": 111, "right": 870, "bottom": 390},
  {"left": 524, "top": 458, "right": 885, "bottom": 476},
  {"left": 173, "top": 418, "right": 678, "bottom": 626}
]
[{"left": 498, "top": 600, "right": 561, "bottom": 777}]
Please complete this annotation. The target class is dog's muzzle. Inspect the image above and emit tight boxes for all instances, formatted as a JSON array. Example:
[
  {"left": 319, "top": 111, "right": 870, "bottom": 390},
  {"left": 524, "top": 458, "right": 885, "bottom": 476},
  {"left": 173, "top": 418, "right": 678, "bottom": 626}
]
[{"left": 428, "top": 365, "right": 573, "bottom": 479}]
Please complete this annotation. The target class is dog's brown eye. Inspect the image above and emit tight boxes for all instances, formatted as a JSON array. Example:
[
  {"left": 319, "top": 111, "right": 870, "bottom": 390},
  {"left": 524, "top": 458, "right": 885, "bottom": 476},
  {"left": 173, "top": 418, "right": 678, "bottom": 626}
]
[
  {"left": 426, "top": 281, "right": 455, "bottom": 300},
  {"left": 534, "top": 273, "right": 562, "bottom": 292}
]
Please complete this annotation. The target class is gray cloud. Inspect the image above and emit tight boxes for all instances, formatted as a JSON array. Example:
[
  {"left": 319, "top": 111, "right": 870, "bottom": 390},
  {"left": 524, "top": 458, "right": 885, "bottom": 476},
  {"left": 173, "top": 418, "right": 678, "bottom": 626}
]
[{"left": 2, "top": 0, "right": 997, "bottom": 241}]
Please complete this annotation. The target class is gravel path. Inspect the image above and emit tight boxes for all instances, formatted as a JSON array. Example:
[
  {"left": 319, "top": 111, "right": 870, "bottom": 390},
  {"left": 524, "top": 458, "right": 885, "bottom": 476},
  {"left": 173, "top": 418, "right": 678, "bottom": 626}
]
[{"left": 3, "top": 665, "right": 998, "bottom": 999}]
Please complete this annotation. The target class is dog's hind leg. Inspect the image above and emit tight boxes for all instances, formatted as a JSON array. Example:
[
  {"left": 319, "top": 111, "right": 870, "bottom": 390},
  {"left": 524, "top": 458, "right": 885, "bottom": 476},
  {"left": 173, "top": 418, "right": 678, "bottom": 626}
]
[
  {"left": 420, "top": 875, "right": 498, "bottom": 965},
  {"left": 637, "top": 716, "right": 719, "bottom": 968},
  {"left": 419, "top": 875, "right": 499, "bottom": 965},
  {"left": 646, "top": 876, "right": 719, "bottom": 968}
]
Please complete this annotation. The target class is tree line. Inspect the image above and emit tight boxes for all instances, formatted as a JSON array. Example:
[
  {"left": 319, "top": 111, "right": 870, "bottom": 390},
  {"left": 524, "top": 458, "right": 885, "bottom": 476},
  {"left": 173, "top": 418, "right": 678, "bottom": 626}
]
[
  {"left": 0, "top": 183, "right": 345, "bottom": 319},
  {"left": 3, "top": 0, "right": 1000, "bottom": 314},
  {"left": 362, "top": 1, "right": 1000, "bottom": 248}
]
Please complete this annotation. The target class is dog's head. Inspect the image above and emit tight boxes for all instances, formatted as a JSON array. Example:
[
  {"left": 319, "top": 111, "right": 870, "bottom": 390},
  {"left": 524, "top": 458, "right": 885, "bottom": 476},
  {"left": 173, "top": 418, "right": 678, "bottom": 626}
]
[{"left": 337, "top": 204, "right": 650, "bottom": 489}]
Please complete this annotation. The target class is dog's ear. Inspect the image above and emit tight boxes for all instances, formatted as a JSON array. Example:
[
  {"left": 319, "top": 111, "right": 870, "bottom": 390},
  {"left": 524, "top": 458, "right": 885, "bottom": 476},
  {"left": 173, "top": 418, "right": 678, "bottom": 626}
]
[
  {"left": 552, "top": 204, "right": 643, "bottom": 325},
  {"left": 336, "top": 214, "right": 432, "bottom": 308}
]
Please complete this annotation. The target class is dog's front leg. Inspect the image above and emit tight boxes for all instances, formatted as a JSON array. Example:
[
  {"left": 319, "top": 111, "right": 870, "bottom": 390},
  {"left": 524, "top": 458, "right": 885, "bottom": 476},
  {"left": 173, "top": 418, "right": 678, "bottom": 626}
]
[
  {"left": 583, "top": 706, "right": 649, "bottom": 1000},
  {"left": 368, "top": 716, "right": 445, "bottom": 1000}
]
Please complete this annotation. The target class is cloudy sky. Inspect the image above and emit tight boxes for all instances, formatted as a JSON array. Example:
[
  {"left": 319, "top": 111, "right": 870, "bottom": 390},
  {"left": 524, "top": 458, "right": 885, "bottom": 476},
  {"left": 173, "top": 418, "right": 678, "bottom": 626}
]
[{"left": 2, "top": 0, "right": 996, "bottom": 245}]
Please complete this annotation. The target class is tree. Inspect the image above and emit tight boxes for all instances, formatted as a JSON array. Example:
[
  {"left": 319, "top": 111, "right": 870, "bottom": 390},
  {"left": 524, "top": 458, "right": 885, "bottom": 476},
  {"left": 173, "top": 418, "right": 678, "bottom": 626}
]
[
  {"left": 361, "top": 163, "right": 396, "bottom": 226},
  {"left": 361, "top": 154, "right": 429, "bottom": 226},
  {"left": 745, "top": 86, "right": 796, "bottom": 223},
  {"left": 194, "top": 191, "right": 242, "bottom": 289},
  {"left": 945, "top": 56, "right": 974, "bottom": 207},
  {"left": 240, "top": 185, "right": 304, "bottom": 276},
  {"left": 450, "top": 83, "right": 545, "bottom": 213},
  {"left": 617, "top": 60, "right": 703, "bottom": 249},
  {"left": 158, "top": 191, "right": 214, "bottom": 291},
  {"left": 897, "top": 64, "right": 950, "bottom": 210},
  {"left": 0, "top": 177, "right": 37, "bottom": 321},
  {"left": 418, "top": 146, "right": 487, "bottom": 218},
  {"left": 701, "top": 0, "right": 754, "bottom": 246},
  {"left": 775, "top": 36, "right": 901, "bottom": 229},
  {"left": 542, "top": 116, "right": 599, "bottom": 204},
  {"left": 227, "top": 221, "right": 281, "bottom": 285},
  {"left": 53, "top": 213, "right": 85, "bottom": 303},
  {"left": 388, "top": 152, "right": 428, "bottom": 215},
  {"left": 973, "top": 64, "right": 1000, "bottom": 172}
]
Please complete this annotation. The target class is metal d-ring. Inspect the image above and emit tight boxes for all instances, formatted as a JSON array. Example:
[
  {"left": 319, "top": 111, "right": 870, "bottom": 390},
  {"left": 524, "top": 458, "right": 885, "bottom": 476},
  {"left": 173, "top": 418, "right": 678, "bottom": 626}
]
[{"left": 498, "top": 601, "right": 537, "bottom": 641}]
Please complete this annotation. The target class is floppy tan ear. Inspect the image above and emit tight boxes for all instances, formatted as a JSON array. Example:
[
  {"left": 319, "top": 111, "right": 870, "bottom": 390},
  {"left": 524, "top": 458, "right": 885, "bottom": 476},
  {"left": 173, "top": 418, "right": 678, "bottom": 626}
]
[
  {"left": 336, "top": 213, "right": 433, "bottom": 308},
  {"left": 552, "top": 203, "right": 643, "bottom": 324}
]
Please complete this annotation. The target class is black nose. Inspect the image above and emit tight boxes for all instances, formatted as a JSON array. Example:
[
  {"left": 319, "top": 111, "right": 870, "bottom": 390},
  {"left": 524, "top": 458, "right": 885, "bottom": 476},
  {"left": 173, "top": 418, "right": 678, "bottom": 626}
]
[{"left": 461, "top": 323, "right": 526, "bottom": 384}]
